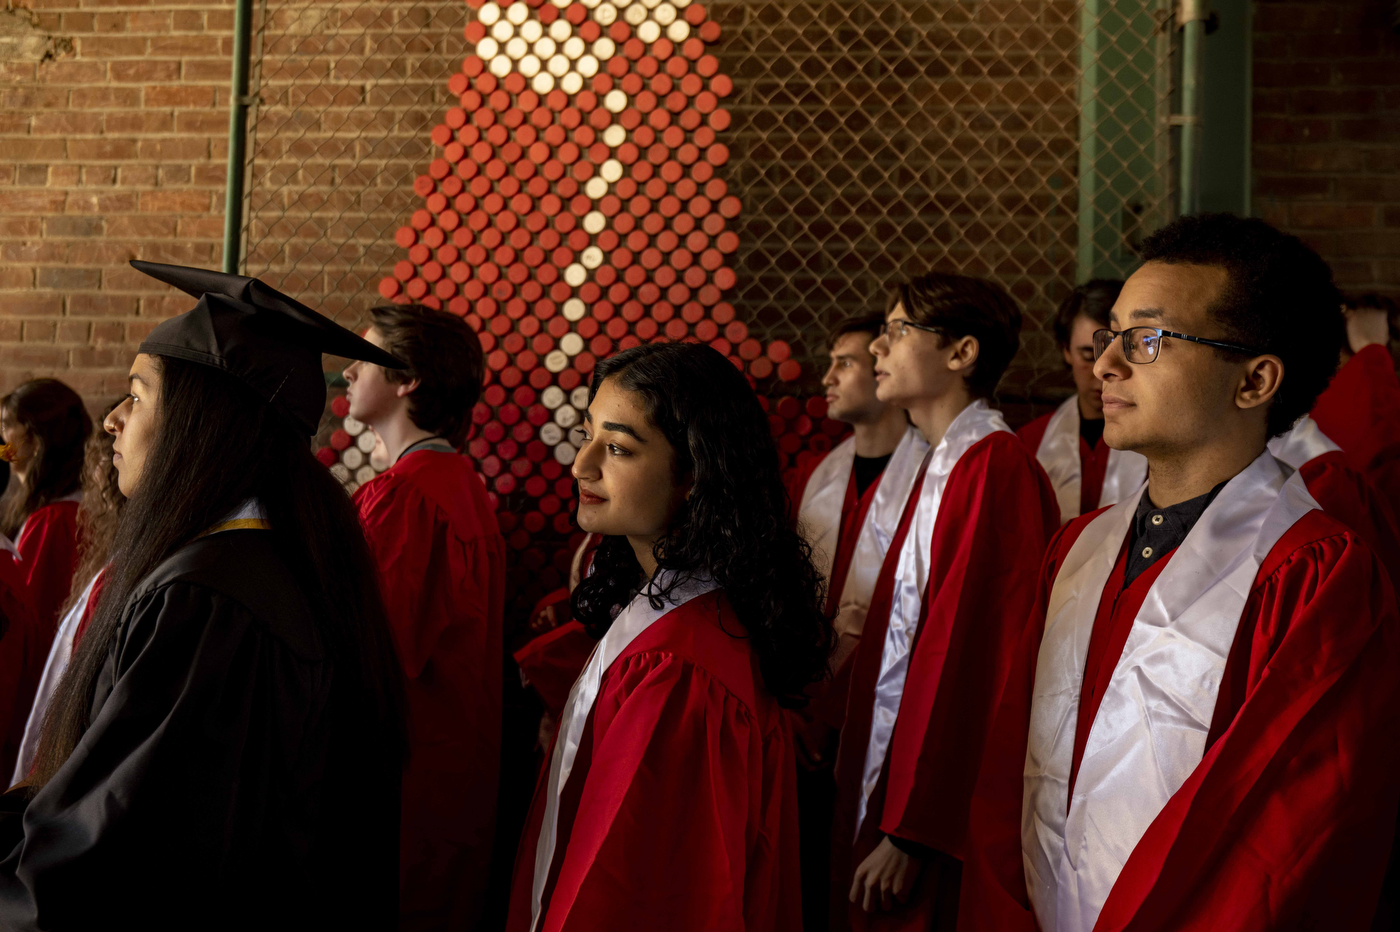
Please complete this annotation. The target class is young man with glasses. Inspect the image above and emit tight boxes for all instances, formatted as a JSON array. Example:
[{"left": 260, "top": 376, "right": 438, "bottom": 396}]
[
  {"left": 831, "top": 273, "right": 1059, "bottom": 931},
  {"left": 961, "top": 214, "right": 1400, "bottom": 932},
  {"left": 1018, "top": 280, "right": 1148, "bottom": 525}
]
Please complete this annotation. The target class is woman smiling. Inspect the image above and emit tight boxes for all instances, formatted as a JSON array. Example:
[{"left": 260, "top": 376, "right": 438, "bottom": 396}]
[{"left": 508, "top": 342, "right": 832, "bottom": 932}]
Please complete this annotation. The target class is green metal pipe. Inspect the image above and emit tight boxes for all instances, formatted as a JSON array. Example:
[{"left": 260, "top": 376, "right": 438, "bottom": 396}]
[
  {"left": 1178, "top": 5, "right": 1206, "bottom": 217},
  {"left": 222, "top": 0, "right": 254, "bottom": 274}
]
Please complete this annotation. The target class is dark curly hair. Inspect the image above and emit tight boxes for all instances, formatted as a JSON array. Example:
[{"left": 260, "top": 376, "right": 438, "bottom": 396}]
[
  {"left": 368, "top": 303, "right": 484, "bottom": 448},
  {"left": 1138, "top": 213, "right": 1344, "bottom": 437},
  {"left": 0, "top": 379, "right": 92, "bottom": 540},
  {"left": 1052, "top": 279, "right": 1123, "bottom": 348},
  {"left": 886, "top": 272, "right": 1023, "bottom": 398},
  {"left": 570, "top": 343, "right": 833, "bottom": 708}
]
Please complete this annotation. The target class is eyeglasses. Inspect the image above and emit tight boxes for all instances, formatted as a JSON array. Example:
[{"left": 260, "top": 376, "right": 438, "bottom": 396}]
[
  {"left": 877, "top": 319, "right": 946, "bottom": 344},
  {"left": 1092, "top": 327, "right": 1266, "bottom": 365}
]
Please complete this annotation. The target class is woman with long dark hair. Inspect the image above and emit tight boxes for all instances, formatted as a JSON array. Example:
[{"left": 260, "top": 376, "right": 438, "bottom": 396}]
[
  {"left": 10, "top": 398, "right": 126, "bottom": 784},
  {"left": 0, "top": 262, "right": 407, "bottom": 929},
  {"left": 507, "top": 342, "right": 832, "bottom": 932}
]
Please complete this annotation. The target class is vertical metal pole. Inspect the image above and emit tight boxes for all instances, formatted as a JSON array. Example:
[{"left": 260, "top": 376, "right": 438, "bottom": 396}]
[
  {"left": 223, "top": 0, "right": 254, "bottom": 274},
  {"left": 1076, "top": 0, "right": 1102, "bottom": 283},
  {"left": 1178, "top": 0, "right": 1207, "bottom": 217}
]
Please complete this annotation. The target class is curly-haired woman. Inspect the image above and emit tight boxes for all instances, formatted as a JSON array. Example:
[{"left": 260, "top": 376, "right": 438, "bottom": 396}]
[{"left": 507, "top": 342, "right": 833, "bottom": 932}]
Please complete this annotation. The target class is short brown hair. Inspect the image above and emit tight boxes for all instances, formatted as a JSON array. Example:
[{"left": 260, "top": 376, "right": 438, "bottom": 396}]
[
  {"left": 886, "top": 272, "right": 1022, "bottom": 398},
  {"left": 1052, "top": 279, "right": 1123, "bottom": 348},
  {"left": 368, "top": 304, "right": 484, "bottom": 448}
]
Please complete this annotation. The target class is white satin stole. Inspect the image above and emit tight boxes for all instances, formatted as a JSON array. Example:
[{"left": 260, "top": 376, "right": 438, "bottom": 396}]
[
  {"left": 1021, "top": 451, "right": 1318, "bottom": 932},
  {"left": 530, "top": 572, "right": 719, "bottom": 932},
  {"left": 12, "top": 570, "right": 101, "bottom": 784},
  {"left": 855, "top": 400, "right": 1010, "bottom": 838},
  {"left": 797, "top": 427, "right": 930, "bottom": 614},
  {"left": 1035, "top": 396, "right": 1148, "bottom": 525},
  {"left": 1267, "top": 414, "right": 1341, "bottom": 470}
]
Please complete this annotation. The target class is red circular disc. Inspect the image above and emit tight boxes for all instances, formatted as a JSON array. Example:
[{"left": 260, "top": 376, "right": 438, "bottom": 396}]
[
  {"left": 778, "top": 360, "right": 802, "bottom": 382},
  {"left": 749, "top": 357, "right": 774, "bottom": 379}
]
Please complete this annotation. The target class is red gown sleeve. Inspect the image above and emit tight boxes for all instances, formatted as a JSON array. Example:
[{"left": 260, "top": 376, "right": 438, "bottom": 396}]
[
  {"left": 514, "top": 620, "right": 596, "bottom": 720},
  {"left": 541, "top": 651, "right": 800, "bottom": 932},
  {"left": 1298, "top": 451, "right": 1400, "bottom": 592},
  {"left": 1097, "top": 521, "right": 1400, "bottom": 931},
  {"left": 879, "top": 434, "right": 1060, "bottom": 857},
  {"left": 1311, "top": 345, "right": 1400, "bottom": 475},
  {"left": 12, "top": 503, "right": 80, "bottom": 643}
]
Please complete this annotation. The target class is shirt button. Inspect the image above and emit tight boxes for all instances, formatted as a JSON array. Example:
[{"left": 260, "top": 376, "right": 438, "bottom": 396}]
[
  {"left": 1141, "top": 546, "right": 1153, "bottom": 559},
  {"left": 1151, "top": 514, "right": 1164, "bottom": 526}
]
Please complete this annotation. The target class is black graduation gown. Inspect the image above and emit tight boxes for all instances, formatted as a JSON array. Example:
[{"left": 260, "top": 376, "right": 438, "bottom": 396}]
[{"left": 0, "top": 528, "right": 400, "bottom": 930}]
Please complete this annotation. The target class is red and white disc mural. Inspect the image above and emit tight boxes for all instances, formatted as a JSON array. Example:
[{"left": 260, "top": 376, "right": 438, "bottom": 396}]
[{"left": 318, "top": 0, "right": 848, "bottom": 614}]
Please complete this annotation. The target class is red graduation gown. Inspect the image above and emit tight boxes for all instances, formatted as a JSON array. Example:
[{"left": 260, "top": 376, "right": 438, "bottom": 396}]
[
  {"left": 354, "top": 449, "right": 507, "bottom": 931},
  {"left": 1311, "top": 344, "right": 1400, "bottom": 514},
  {"left": 0, "top": 558, "right": 36, "bottom": 783},
  {"left": 1295, "top": 450, "right": 1400, "bottom": 590},
  {"left": 1017, "top": 413, "right": 1110, "bottom": 518},
  {"left": 506, "top": 591, "right": 802, "bottom": 932},
  {"left": 960, "top": 509, "right": 1400, "bottom": 932},
  {"left": 832, "top": 433, "right": 1059, "bottom": 932}
]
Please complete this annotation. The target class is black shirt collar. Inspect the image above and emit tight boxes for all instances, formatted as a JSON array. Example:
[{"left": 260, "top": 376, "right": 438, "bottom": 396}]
[{"left": 1123, "top": 479, "right": 1228, "bottom": 586}]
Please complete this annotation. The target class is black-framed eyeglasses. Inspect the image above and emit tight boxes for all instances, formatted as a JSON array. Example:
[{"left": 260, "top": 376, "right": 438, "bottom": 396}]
[
  {"left": 1092, "top": 327, "right": 1266, "bottom": 365},
  {"left": 878, "top": 320, "right": 946, "bottom": 344}
]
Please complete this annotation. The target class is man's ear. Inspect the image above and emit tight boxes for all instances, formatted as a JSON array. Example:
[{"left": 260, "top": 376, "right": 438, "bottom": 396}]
[
  {"left": 1235, "top": 355, "right": 1284, "bottom": 414},
  {"left": 947, "top": 334, "right": 980, "bottom": 375},
  {"left": 394, "top": 378, "right": 421, "bottom": 399}
]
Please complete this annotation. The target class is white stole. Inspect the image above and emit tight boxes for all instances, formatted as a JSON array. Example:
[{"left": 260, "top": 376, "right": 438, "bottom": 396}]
[
  {"left": 12, "top": 570, "right": 101, "bottom": 785},
  {"left": 797, "top": 428, "right": 930, "bottom": 614},
  {"left": 1022, "top": 451, "right": 1318, "bottom": 932},
  {"left": 1035, "top": 396, "right": 1148, "bottom": 525},
  {"left": 855, "top": 400, "right": 1009, "bottom": 838},
  {"left": 1267, "top": 414, "right": 1340, "bottom": 470},
  {"left": 530, "top": 572, "right": 719, "bottom": 931}
]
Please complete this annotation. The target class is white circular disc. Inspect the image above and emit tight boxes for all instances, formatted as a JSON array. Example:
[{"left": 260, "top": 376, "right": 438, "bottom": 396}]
[
  {"left": 570, "top": 386, "right": 592, "bottom": 408},
  {"left": 550, "top": 18, "right": 572, "bottom": 41},
  {"left": 563, "top": 298, "right": 587, "bottom": 321},
  {"left": 636, "top": 19, "right": 660, "bottom": 42},
  {"left": 554, "top": 404, "right": 581, "bottom": 428},
  {"left": 476, "top": 37, "right": 499, "bottom": 59},
  {"left": 580, "top": 0, "right": 601, "bottom": 8},
  {"left": 541, "top": 385, "right": 567, "bottom": 409},
  {"left": 665, "top": 19, "right": 689, "bottom": 41},
  {"left": 583, "top": 210, "right": 607, "bottom": 234},
  {"left": 576, "top": 55, "right": 599, "bottom": 77},
  {"left": 356, "top": 431, "right": 376, "bottom": 453},
  {"left": 672, "top": 0, "right": 690, "bottom": 6},
  {"left": 552, "top": 0, "right": 571, "bottom": 6},
  {"left": 624, "top": 4, "right": 648, "bottom": 25},
  {"left": 534, "top": 36, "right": 556, "bottom": 58},
  {"left": 602, "top": 124, "right": 626, "bottom": 147},
  {"left": 506, "top": 2, "right": 529, "bottom": 24},
  {"left": 603, "top": 89, "right": 627, "bottom": 113},
  {"left": 599, "top": 158, "right": 623, "bottom": 182},
  {"left": 491, "top": 19, "right": 514, "bottom": 41},
  {"left": 653, "top": 3, "right": 676, "bottom": 25},
  {"left": 560, "top": 333, "right": 586, "bottom": 356},
  {"left": 342, "top": 415, "right": 364, "bottom": 436},
  {"left": 584, "top": 176, "right": 609, "bottom": 200},
  {"left": 580, "top": 245, "right": 604, "bottom": 269},
  {"left": 594, "top": 3, "right": 617, "bottom": 25},
  {"left": 563, "top": 35, "right": 585, "bottom": 59},
  {"left": 564, "top": 263, "right": 587, "bottom": 286},
  {"left": 519, "top": 54, "right": 540, "bottom": 76},
  {"left": 641, "top": 0, "right": 661, "bottom": 8},
  {"left": 355, "top": 465, "right": 378, "bottom": 484},
  {"left": 506, "top": 36, "right": 528, "bottom": 59},
  {"left": 553, "top": 442, "right": 577, "bottom": 466},
  {"left": 520, "top": 19, "right": 543, "bottom": 42},
  {"left": 592, "top": 37, "right": 615, "bottom": 59},
  {"left": 490, "top": 55, "right": 512, "bottom": 77},
  {"left": 615, "top": 0, "right": 633, "bottom": 7},
  {"left": 560, "top": 71, "right": 584, "bottom": 93},
  {"left": 547, "top": 53, "right": 570, "bottom": 76},
  {"left": 330, "top": 463, "right": 351, "bottom": 482},
  {"left": 343, "top": 446, "right": 365, "bottom": 469},
  {"left": 478, "top": 3, "right": 502, "bottom": 25},
  {"left": 540, "top": 422, "right": 564, "bottom": 445},
  {"left": 531, "top": 71, "right": 555, "bottom": 93},
  {"left": 545, "top": 350, "right": 570, "bottom": 372}
]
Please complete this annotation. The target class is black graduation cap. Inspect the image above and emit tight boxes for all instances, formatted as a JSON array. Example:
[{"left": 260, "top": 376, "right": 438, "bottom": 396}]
[{"left": 130, "top": 260, "right": 405, "bottom": 435}]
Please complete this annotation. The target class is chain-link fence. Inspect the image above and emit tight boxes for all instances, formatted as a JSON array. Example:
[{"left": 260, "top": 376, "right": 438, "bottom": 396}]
[{"left": 237, "top": 0, "right": 1180, "bottom": 614}]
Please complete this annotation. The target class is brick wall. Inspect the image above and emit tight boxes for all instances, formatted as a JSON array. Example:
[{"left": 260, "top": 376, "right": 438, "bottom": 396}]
[
  {"left": 0, "top": 0, "right": 235, "bottom": 405},
  {"left": 1253, "top": 0, "right": 1400, "bottom": 297}
]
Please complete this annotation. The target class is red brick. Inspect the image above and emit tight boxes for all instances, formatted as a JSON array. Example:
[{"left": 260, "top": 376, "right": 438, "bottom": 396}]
[
  {"left": 67, "top": 138, "right": 140, "bottom": 161},
  {"left": 103, "top": 110, "right": 174, "bottom": 134},
  {"left": 36, "top": 61, "right": 107, "bottom": 85},
  {"left": 1289, "top": 203, "right": 1378, "bottom": 229},
  {"left": 136, "top": 137, "right": 210, "bottom": 161},
  {"left": 69, "top": 86, "right": 141, "bottom": 109},
  {"left": 0, "top": 191, "right": 66, "bottom": 214},
  {"left": 1, "top": 296, "right": 63, "bottom": 318},
  {"left": 37, "top": 267, "right": 102, "bottom": 290},
  {"left": 56, "top": 321, "right": 92, "bottom": 344},
  {"left": 0, "top": 269, "right": 34, "bottom": 289},
  {"left": 147, "top": 35, "right": 223, "bottom": 57},
  {"left": 69, "top": 295, "right": 140, "bottom": 317},
  {"left": 138, "top": 190, "right": 211, "bottom": 213},
  {"left": 30, "top": 111, "right": 105, "bottom": 136},
  {"left": 22, "top": 321, "right": 56, "bottom": 343},
  {"left": 1256, "top": 175, "right": 1332, "bottom": 199},
  {"left": 109, "top": 60, "right": 179, "bottom": 83},
  {"left": 143, "top": 84, "right": 215, "bottom": 107},
  {"left": 78, "top": 36, "right": 149, "bottom": 57}
]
